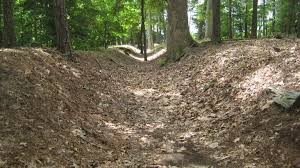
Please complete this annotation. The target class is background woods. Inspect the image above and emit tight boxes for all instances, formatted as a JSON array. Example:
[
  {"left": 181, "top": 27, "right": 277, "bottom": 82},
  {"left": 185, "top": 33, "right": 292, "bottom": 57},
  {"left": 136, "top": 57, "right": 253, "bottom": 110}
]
[{"left": 0, "top": 0, "right": 298, "bottom": 52}]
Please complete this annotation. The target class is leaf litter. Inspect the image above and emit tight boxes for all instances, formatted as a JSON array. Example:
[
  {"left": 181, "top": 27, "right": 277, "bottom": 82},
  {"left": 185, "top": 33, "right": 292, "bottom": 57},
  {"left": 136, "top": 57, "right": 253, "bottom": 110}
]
[{"left": 0, "top": 39, "right": 300, "bottom": 168}]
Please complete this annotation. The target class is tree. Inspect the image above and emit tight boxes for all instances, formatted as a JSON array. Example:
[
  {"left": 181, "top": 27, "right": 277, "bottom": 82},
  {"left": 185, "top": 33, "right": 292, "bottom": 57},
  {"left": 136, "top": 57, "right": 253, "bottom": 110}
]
[
  {"left": 244, "top": 0, "right": 249, "bottom": 38},
  {"left": 167, "top": 0, "right": 194, "bottom": 61},
  {"left": 251, "top": 0, "right": 258, "bottom": 38},
  {"left": 140, "top": 0, "right": 147, "bottom": 61},
  {"left": 228, "top": 0, "right": 233, "bottom": 39},
  {"left": 212, "top": 0, "right": 221, "bottom": 42},
  {"left": 262, "top": 0, "right": 266, "bottom": 36},
  {"left": 53, "top": 0, "right": 72, "bottom": 55},
  {"left": 205, "top": 0, "right": 213, "bottom": 39},
  {"left": 271, "top": 0, "right": 276, "bottom": 33},
  {"left": 205, "top": 0, "right": 220, "bottom": 42},
  {"left": 2, "top": 0, "right": 16, "bottom": 47},
  {"left": 147, "top": 12, "right": 154, "bottom": 50}
]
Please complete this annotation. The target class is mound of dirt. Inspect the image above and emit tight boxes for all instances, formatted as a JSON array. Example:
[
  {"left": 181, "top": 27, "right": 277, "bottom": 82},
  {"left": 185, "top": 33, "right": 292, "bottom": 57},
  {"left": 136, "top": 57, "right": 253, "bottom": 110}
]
[
  {"left": 0, "top": 39, "right": 300, "bottom": 168},
  {"left": 0, "top": 48, "right": 139, "bottom": 167}
]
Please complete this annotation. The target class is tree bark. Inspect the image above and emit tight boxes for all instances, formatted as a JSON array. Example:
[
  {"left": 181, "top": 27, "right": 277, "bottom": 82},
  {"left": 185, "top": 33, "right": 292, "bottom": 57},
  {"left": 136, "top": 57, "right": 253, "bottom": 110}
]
[
  {"left": 54, "top": 0, "right": 72, "bottom": 55},
  {"left": 205, "top": 0, "right": 220, "bottom": 42},
  {"left": 272, "top": 0, "right": 276, "bottom": 33},
  {"left": 244, "top": 0, "right": 249, "bottom": 38},
  {"left": 2, "top": 0, "right": 16, "bottom": 48},
  {"left": 251, "top": 0, "right": 258, "bottom": 38},
  {"left": 167, "top": 0, "right": 194, "bottom": 61},
  {"left": 147, "top": 12, "right": 154, "bottom": 50},
  {"left": 262, "top": 0, "right": 266, "bottom": 36},
  {"left": 205, "top": 0, "right": 213, "bottom": 39},
  {"left": 0, "top": 0, "right": 2, "bottom": 47},
  {"left": 296, "top": 1, "right": 300, "bottom": 38},
  {"left": 228, "top": 0, "right": 233, "bottom": 39},
  {"left": 212, "top": 0, "right": 221, "bottom": 42},
  {"left": 141, "top": 0, "right": 147, "bottom": 61}
]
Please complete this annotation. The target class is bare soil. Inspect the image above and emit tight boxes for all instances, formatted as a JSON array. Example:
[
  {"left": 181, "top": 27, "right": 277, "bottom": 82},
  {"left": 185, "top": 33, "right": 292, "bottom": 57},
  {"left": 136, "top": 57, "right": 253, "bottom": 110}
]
[{"left": 0, "top": 39, "right": 300, "bottom": 168}]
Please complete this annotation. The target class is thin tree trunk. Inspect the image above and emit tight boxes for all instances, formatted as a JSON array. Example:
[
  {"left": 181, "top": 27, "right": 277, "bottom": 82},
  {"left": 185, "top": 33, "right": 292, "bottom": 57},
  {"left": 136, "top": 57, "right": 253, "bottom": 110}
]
[
  {"left": 141, "top": 0, "right": 147, "bottom": 61},
  {"left": 262, "top": 0, "right": 266, "bottom": 36},
  {"left": 251, "top": 0, "right": 258, "bottom": 38},
  {"left": 139, "top": 31, "right": 143, "bottom": 54},
  {"left": 272, "top": 0, "right": 276, "bottom": 33},
  {"left": 244, "top": 0, "right": 249, "bottom": 38},
  {"left": 0, "top": 0, "right": 2, "bottom": 47},
  {"left": 54, "top": 0, "right": 72, "bottom": 55},
  {"left": 167, "top": 0, "right": 194, "bottom": 61},
  {"left": 104, "top": 20, "right": 108, "bottom": 49},
  {"left": 162, "top": 9, "right": 167, "bottom": 42},
  {"left": 147, "top": 12, "right": 154, "bottom": 50},
  {"left": 297, "top": 12, "right": 300, "bottom": 37},
  {"left": 2, "top": 0, "right": 16, "bottom": 48},
  {"left": 228, "top": 0, "right": 233, "bottom": 39}
]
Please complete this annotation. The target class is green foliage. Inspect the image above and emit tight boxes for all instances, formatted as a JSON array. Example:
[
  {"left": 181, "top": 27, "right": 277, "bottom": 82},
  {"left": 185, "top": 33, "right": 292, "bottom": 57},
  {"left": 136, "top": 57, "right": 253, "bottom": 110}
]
[
  {"left": 10, "top": 0, "right": 168, "bottom": 50},
  {"left": 4, "top": 0, "right": 299, "bottom": 49},
  {"left": 193, "top": 0, "right": 300, "bottom": 40},
  {"left": 157, "top": 57, "right": 167, "bottom": 66}
]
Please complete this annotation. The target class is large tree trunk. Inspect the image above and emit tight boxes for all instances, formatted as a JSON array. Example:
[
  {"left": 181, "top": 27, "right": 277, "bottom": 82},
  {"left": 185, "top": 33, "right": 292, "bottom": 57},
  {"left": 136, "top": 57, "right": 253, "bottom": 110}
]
[
  {"left": 141, "top": 0, "right": 147, "bottom": 61},
  {"left": 54, "top": 0, "right": 72, "bottom": 55},
  {"left": 211, "top": 0, "right": 220, "bottom": 42},
  {"left": 228, "top": 0, "right": 233, "bottom": 39},
  {"left": 167, "top": 0, "right": 194, "bottom": 61},
  {"left": 205, "top": 0, "right": 220, "bottom": 42},
  {"left": 205, "top": 0, "right": 213, "bottom": 39},
  {"left": 2, "top": 0, "right": 16, "bottom": 48},
  {"left": 251, "top": 0, "right": 258, "bottom": 38}
]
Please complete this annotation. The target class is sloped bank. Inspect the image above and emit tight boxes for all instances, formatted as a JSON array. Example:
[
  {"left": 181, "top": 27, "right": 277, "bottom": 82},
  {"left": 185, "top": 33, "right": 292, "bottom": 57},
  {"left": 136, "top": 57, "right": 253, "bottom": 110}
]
[{"left": 0, "top": 39, "right": 299, "bottom": 167}]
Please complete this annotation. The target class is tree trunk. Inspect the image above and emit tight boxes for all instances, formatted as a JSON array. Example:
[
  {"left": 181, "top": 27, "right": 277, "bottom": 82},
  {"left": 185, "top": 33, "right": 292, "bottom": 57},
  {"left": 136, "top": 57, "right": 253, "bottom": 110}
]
[
  {"left": 54, "top": 0, "right": 72, "bottom": 55},
  {"left": 244, "top": 0, "right": 249, "bottom": 38},
  {"left": 147, "top": 12, "right": 154, "bottom": 50},
  {"left": 262, "top": 0, "right": 266, "bottom": 36},
  {"left": 251, "top": 0, "right": 258, "bottom": 38},
  {"left": 297, "top": 12, "right": 300, "bottom": 37},
  {"left": 161, "top": 9, "right": 167, "bottom": 42},
  {"left": 228, "top": 0, "right": 233, "bottom": 39},
  {"left": 272, "top": 0, "right": 276, "bottom": 33},
  {"left": 212, "top": 0, "right": 221, "bottom": 42},
  {"left": 205, "top": 0, "right": 220, "bottom": 42},
  {"left": 167, "top": 0, "right": 194, "bottom": 62},
  {"left": 0, "top": 0, "right": 2, "bottom": 47},
  {"left": 2, "top": 0, "right": 16, "bottom": 48},
  {"left": 205, "top": 0, "right": 213, "bottom": 39},
  {"left": 141, "top": 0, "right": 147, "bottom": 61},
  {"left": 139, "top": 30, "right": 143, "bottom": 54},
  {"left": 104, "top": 20, "right": 108, "bottom": 49}
]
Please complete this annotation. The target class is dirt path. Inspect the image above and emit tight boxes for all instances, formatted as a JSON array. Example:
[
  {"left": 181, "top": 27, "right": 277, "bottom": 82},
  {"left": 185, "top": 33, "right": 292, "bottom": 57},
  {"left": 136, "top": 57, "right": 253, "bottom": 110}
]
[
  {"left": 100, "top": 39, "right": 300, "bottom": 168},
  {"left": 111, "top": 45, "right": 167, "bottom": 61},
  {"left": 1, "top": 39, "right": 299, "bottom": 168}
]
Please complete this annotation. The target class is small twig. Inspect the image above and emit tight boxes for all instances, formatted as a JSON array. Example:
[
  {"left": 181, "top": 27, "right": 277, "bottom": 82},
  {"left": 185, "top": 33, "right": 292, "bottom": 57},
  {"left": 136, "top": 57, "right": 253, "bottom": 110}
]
[{"left": 95, "top": 58, "right": 102, "bottom": 69}]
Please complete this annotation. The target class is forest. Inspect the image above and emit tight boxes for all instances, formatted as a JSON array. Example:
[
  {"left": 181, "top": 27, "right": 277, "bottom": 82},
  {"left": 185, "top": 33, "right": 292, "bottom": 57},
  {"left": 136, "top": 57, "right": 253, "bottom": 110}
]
[
  {"left": 0, "top": 0, "right": 300, "bottom": 167},
  {"left": 0, "top": 0, "right": 299, "bottom": 54}
]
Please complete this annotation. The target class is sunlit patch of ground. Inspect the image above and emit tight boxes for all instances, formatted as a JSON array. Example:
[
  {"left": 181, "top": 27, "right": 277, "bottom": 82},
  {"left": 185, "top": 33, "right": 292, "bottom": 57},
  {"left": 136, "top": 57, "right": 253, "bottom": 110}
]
[{"left": 237, "top": 64, "right": 284, "bottom": 100}]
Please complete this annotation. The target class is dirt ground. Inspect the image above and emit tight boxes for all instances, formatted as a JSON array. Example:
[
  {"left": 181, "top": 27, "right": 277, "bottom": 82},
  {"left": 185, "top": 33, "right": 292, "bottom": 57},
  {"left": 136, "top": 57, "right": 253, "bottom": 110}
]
[{"left": 0, "top": 39, "right": 300, "bottom": 168}]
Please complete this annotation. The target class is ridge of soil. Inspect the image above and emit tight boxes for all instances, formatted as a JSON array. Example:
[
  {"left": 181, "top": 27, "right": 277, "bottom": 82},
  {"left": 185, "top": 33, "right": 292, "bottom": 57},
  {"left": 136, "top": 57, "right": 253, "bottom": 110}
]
[{"left": 0, "top": 39, "right": 300, "bottom": 168}]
